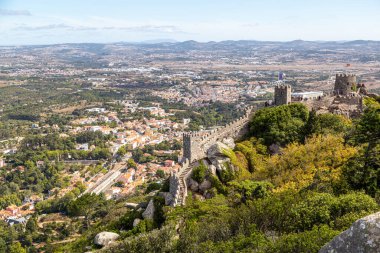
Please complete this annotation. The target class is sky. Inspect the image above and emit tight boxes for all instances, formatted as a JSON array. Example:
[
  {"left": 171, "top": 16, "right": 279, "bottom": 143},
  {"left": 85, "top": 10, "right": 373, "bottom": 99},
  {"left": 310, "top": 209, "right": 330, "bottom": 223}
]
[{"left": 0, "top": 0, "right": 379, "bottom": 45}]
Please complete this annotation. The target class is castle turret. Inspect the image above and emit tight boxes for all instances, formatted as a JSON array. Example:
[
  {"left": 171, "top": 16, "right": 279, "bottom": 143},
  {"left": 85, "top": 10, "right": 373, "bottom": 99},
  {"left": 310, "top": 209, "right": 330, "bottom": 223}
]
[
  {"left": 274, "top": 84, "right": 291, "bottom": 105},
  {"left": 334, "top": 74, "right": 357, "bottom": 95},
  {"left": 182, "top": 133, "right": 193, "bottom": 162}
]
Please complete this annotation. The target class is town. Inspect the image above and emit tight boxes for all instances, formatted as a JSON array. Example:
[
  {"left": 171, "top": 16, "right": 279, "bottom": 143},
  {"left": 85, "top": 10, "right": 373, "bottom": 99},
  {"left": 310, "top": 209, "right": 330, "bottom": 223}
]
[{"left": 0, "top": 40, "right": 379, "bottom": 252}]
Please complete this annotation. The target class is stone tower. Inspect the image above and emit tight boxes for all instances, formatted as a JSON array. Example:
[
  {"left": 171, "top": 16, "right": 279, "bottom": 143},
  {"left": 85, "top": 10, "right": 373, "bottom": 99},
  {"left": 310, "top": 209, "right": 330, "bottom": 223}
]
[
  {"left": 334, "top": 74, "right": 356, "bottom": 95},
  {"left": 274, "top": 84, "right": 291, "bottom": 105},
  {"left": 182, "top": 133, "right": 193, "bottom": 162},
  {"left": 182, "top": 133, "right": 202, "bottom": 163}
]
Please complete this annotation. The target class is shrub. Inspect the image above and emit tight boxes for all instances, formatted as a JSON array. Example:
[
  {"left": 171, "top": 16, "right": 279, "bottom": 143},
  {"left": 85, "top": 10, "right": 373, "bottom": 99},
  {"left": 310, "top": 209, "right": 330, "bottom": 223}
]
[
  {"left": 249, "top": 103, "right": 309, "bottom": 146},
  {"left": 161, "top": 178, "right": 170, "bottom": 192},
  {"left": 192, "top": 163, "right": 208, "bottom": 183},
  {"left": 228, "top": 180, "right": 273, "bottom": 203},
  {"left": 209, "top": 176, "right": 228, "bottom": 195},
  {"left": 334, "top": 192, "right": 378, "bottom": 217},
  {"left": 145, "top": 182, "right": 162, "bottom": 194},
  {"left": 267, "top": 225, "right": 340, "bottom": 253}
]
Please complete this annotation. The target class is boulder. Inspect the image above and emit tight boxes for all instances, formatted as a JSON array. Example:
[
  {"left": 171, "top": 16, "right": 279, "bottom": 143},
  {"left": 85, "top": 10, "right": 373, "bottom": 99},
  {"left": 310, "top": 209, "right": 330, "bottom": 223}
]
[
  {"left": 207, "top": 142, "right": 231, "bottom": 159},
  {"left": 188, "top": 178, "right": 199, "bottom": 192},
  {"left": 158, "top": 192, "right": 174, "bottom": 206},
  {"left": 319, "top": 212, "right": 380, "bottom": 253},
  {"left": 211, "top": 157, "right": 232, "bottom": 173},
  {"left": 208, "top": 164, "right": 217, "bottom": 175},
  {"left": 133, "top": 218, "right": 141, "bottom": 227},
  {"left": 269, "top": 144, "right": 281, "bottom": 155},
  {"left": 203, "top": 190, "right": 215, "bottom": 199},
  {"left": 94, "top": 232, "right": 120, "bottom": 247},
  {"left": 193, "top": 193, "right": 205, "bottom": 201},
  {"left": 148, "top": 190, "right": 159, "bottom": 196},
  {"left": 199, "top": 180, "right": 212, "bottom": 192},
  {"left": 125, "top": 202, "right": 138, "bottom": 209},
  {"left": 222, "top": 137, "right": 236, "bottom": 149},
  {"left": 136, "top": 202, "right": 148, "bottom": 209},
  {"left": 84, "top": 246, "right": 93, "bottom": 252},
  {"left": 142, "top": 199, "right": 155, "bottom": 220}
]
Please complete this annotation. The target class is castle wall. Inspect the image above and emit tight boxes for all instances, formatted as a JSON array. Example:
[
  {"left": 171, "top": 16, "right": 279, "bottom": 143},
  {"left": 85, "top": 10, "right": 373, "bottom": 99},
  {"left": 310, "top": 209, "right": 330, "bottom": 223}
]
[
  {"left": 329, "top": 95, "right": 363, "bottom": 118},
  {"left": 171, "top": 106, "right": 259, "bottom": 206},
  {"left": 303, "top": 96, "right": 335, "bottom": 112},
  {"left": 170, "top": 73, "right": 367, "bottom": 207},
  {"left": 169, "top": 172, "right": 180, "bottom": 203},
  {"left": 182, "top": 106, "right": 258, "bottom": 163},
  {"left": 169, "top": 159, "right": 190, "bottom": 206}
]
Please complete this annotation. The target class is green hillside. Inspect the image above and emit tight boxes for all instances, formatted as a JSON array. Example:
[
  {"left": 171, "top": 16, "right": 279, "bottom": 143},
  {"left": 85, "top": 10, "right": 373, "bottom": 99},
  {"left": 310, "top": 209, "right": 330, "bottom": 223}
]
[{"left": 29, "top": 98, "right": 380, "bottom": 253}]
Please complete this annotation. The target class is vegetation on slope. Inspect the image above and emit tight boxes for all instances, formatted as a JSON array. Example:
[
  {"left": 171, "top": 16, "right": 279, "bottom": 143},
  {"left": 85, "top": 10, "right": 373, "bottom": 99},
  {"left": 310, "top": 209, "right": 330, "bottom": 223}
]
[
  {"left": 2, "top": 100, "right": 378, "bottom": 253},
  {"left": 88, "top": 101, "right": 380, "bottom": 253}
]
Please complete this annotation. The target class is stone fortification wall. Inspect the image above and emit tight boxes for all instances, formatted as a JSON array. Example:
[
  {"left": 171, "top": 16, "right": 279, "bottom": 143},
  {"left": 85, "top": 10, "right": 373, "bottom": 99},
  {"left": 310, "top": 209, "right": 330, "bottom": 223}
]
[
  {"left": 169, "top": 159, "right": 190, "bottom": 206},
  {"left": 329, "top": 95, "right": 363, "bottom": 118},
  {"left": 302, "top": 95, "right": 335, "bottom": 112},
  {"left": 169, "top": 105, "right": 262, "bottom": 206},
  {"left": 183, "top": 106, "right": 257, "bottom": 163},
  {"left": 169, "top": 172, "right": 180, "bottom": 205}
]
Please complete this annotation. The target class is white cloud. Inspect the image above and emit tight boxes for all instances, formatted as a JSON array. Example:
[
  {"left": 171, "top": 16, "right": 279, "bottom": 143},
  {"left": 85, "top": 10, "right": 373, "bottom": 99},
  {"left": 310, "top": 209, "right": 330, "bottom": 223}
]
[
  {"left": 242, "top": 23, "right": 260, "bottom": 28},
  {"left": 12, "top": 23, "right": 184, "bottom": 33},
  {"left": 0, "top": 8, "right": 31, "bottom": 16}
]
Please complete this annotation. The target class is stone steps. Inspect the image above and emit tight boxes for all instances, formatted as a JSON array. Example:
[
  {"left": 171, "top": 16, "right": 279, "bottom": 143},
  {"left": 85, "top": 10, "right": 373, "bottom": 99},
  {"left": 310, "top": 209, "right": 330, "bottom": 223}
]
[{"left": 176, "top": 166, "right": 192, "bottom": 205}]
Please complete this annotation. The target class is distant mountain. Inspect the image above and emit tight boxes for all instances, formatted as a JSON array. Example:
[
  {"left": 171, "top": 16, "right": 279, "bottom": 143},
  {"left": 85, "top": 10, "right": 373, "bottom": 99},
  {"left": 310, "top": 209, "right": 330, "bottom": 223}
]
[
  {"left": 139, "top": 39, "right": 178, "bottom": 44},
  {"left": 3, "top": 39, "right": 380, "bottom": 49}
]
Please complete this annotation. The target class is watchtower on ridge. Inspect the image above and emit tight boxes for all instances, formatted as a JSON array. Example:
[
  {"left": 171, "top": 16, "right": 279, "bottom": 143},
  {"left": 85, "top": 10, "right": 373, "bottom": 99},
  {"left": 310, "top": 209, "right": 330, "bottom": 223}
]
[
  {"left": 274, "top": 84, "right": 291, "bottom": 105},
  {"left": 334, "top": 74, "right": 357, "bottom": 95}
]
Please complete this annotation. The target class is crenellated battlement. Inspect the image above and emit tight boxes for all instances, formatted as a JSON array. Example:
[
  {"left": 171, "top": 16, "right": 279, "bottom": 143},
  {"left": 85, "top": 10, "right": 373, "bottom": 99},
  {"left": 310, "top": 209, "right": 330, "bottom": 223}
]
[
  {"left": 336, "top": 74, "right": 356, "bottom": 78},
  {"left": 182, "top": 105, "right": 257, "bottom": 163},
  {"left": 275, "top": 84, "right": 291, "bottom": 89}
]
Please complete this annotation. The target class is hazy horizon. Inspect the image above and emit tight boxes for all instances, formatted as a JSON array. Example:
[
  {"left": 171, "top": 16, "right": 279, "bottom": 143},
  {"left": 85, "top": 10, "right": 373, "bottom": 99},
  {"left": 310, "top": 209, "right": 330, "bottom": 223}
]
[
  {"left": 1, "top": 0, "right": 380, "bottom": 45},
  {"left": 3, "top": 39, "right": 380, "bottom": 47}
]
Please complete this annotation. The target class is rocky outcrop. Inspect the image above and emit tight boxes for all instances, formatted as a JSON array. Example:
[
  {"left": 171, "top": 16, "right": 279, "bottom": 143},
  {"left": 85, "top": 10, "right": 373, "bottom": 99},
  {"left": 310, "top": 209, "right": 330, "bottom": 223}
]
[
  {"left": 136, "top": 202, "right": 148, "bottom": 209},
  {"left": 208, "top": 164, "right": 217, "bottom": 175},
  {"left": 207, "top": 142, "right": 230, "bottom": 159},
  {"left": 125, "top": 203, "right": 138, "bottom": 209},
  {"left": 158, "top": 192, "right": 174, "bottom": 206},
  {"left": 133, "top": 218, "right": 141, "bottom": 227},
  {"left": 203, "top": 190, "right": 215, "bottom": 199},
  {"left": 211, "top": 157, "right": 232, "bottom": 173},
  {"left": 319, "top": 212, "right": 380, "bottom": 253},
  {"left": 188, "top": 178, "right": 199, "bottom": 192},
  {"left": 206, "top": 142, "right": 236, "bottom": 175},
  {"left": 94, "top": 232, "right": 120, "bottom": 247},
  {"left": 142, "top": 199, "right": 155, "bottom": 220},
  {"left": 221, "top": 137, "right": 235, "bottom": 149},
  {"left": 199, "top": 180, "right": 212, "bottom": 192}
]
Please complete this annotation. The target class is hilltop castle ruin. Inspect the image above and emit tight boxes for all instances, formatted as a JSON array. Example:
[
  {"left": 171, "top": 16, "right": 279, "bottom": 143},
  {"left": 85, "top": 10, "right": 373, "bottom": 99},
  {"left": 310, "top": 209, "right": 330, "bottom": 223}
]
[
  {"left": 168, "top": 105, "right": 259, "bottom": 206},
  {"left": 274, "top": 73, "right": 368, "bottom": 118},
  {"left": 168, "top": 73, "right": 374, "bottom": 207}
]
